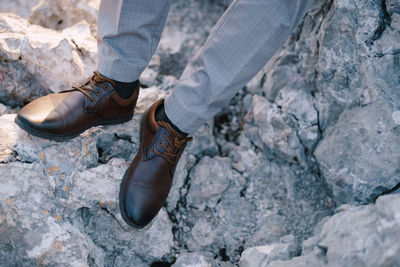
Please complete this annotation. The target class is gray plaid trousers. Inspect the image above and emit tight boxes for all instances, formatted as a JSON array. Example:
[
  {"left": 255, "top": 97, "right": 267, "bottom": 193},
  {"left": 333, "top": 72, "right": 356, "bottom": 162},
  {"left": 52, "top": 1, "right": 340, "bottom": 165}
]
[{"left": 98, "top": 0, "right": 315, "bottom": 133}]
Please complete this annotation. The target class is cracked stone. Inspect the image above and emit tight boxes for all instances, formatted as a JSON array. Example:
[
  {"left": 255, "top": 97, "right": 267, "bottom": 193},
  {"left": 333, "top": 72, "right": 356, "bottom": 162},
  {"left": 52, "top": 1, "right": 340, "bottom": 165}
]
[
  {"left": 386, "top": 0, "right": 400, "bottom": 15},
  {"left": 239, "top": 235, "right": 297, "bottom": 267},
  {"left": 186, "top": 156, "right": 236, "bottom": 209},
  {"left": 391, "top": 13, "right": 400, "bottom": 30},
  {"left": 0, "top": 15, "right": 97, "bottom": 96},
  {"left": 315, "top": 99, "right": 400, "bottom": 203},
  {"left": 28, "top": 0, "right": 99, "bottom": 33},
  {"left": 244, "top": 95, "right": 304, "bottom": 163},
  {"left": 267, "top": 193, "right": 400, "bottom": 267}
]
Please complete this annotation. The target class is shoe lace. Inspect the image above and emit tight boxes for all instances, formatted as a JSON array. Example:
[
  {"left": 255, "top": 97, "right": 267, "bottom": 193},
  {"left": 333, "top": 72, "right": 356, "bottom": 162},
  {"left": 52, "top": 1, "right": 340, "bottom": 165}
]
[
  {"left": 153, "top": 121, "right": 193, "bottom": 165},
  {"left": 72, "top": 71, "right": 116, "bottom": 102}
]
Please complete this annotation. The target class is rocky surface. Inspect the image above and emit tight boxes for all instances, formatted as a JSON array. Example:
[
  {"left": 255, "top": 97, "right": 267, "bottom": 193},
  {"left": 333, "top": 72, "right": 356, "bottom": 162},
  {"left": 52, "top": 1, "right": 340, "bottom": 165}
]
[
  {"left": 28, "top": 0, "right": 99, "bottom": 33},
  {"left": 0, "top": 0, "right": 399, "bottom": 266},
  {"left": 263, "top": 193, "right": 400, "bottom": 267},
  {"left": 0, "top": 14, "right": 97, "bottom": 105},
  {"left": 238, "top": 235, "right": 297, "bottom": 267}
]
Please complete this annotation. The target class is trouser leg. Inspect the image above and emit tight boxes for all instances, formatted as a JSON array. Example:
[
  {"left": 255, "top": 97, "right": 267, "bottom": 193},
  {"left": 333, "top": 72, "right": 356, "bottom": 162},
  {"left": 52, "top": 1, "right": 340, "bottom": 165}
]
[
  {"left": 165, "top": 0, "right": 315, "bottom": 134},
  {"left": 97, "top": 0, "right": 171, "bottom": 82}
]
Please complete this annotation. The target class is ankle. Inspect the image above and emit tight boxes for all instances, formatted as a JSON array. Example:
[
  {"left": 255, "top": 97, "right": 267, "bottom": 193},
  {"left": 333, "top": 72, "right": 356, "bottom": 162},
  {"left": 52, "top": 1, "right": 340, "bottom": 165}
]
[
  {"left": 114, "top": 80, "right": 139, "bottom": 99},
  {"left": 99, "top": 73, "right": 139, "bottom": 99},
  {"left": 155, "top": 103, "right": 188, "bottom": 137}
]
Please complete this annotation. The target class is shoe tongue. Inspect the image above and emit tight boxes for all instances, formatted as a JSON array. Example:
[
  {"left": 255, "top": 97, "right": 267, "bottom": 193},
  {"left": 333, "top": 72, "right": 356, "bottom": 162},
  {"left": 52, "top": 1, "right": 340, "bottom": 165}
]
[
  {"left": 158, "top": 121, "right": 190, "bottom": 149},
  {"left": 157, "top": 121, "right": 179, "bottom": 137}
]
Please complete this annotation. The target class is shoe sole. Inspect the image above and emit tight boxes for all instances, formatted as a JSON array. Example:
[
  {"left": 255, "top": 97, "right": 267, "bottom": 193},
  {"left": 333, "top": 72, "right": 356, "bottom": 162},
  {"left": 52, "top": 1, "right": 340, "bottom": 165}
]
[{"left": 14, "top": 114, "right": 133, "bottom": 142}]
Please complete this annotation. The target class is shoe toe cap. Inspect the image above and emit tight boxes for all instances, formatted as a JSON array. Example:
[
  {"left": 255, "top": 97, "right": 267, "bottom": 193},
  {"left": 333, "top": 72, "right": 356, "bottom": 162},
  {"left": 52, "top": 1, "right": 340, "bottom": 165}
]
[
  {"left": 18, "top": 107, "right": 50, "bottom": 128},
  {"left": 17, "top": 94, "right": 61, "bottom": 125},
  {"left": 124, "top": 204, "right": 152, "bottom": 228},
  {"left": 16, "top": 92, "right": 84, "bottom": 134},
  {"left": 121, "top": 184, "right": 163, "bottom": 228}
]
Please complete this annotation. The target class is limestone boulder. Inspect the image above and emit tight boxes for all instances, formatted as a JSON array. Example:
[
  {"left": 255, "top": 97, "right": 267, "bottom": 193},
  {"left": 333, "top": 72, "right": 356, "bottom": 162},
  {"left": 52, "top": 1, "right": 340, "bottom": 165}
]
[
  {"left": 28, "top": 0, "right": 100, "bottom": 33},
  {"left": 267, "top": 193, "right": 400, "bottom": 267},
  {"left": 315, "top": 99, "right": 400, "bottom": 203},
  {"left": 239, "top": 235, "right": 297, "bottom": 267},
  {"left": 0, "top": 160, "right": 174, "bottom": 265},
  {"left": 0, "top": 14, "right": 97, "bottom": 102}
]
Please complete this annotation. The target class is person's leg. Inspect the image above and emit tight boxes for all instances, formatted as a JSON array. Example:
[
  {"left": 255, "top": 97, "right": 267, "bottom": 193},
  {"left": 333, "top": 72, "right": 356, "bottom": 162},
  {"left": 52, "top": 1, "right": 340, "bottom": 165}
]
[
  {"left": 119, "top": 0, "right": 316, "bottom": 229},
  {"left": 165, "top": 0, "right": 315, "bottom": 134},
  {"left": 16, "top": 0, "right": 171, "bottom": 140},
  {"left": 97, "top": 0, "right": 172, "bottom": 83}
]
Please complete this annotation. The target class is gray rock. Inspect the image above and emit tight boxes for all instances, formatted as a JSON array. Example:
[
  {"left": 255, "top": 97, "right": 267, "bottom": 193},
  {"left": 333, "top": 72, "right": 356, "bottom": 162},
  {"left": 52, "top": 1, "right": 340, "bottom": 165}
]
[
  {"left": 315, "top": 99, "right": 400, "bottom": 203},
  {"left": 178, "top": 150, "right": 332, "bottom": 263},
  {"left": 0, "top": 15, "right": 97, "bottom": 96},
  {"left": 173, "top": 252, "right": 211, "bottom": 267},
  {"left": 229, "top": 143, "right": 260, "bottom": 173},
  {"left": 0, "top": 162, "right": 105, "bottom": 266},
  {"left": 298, "top": 125, "right": 320, "bottom": 151},
  {"left": 242, "top": 0, "right": 400, "bottom": 206},
  {"left": 174, "top": 156, "right": 254, "bottom": 262},
  {"left": 186, "top": 122, "right": 218, "bottom": 157},
  {"left": 64, "top": 158, "right": 127, "bottom": 210},
  {"left": 268, "top": 193, "right": 400, "bottom": 267},
  {"left": 275, "top": 87, "right": 318, "bottom": 128},
  {"left": 172, "top": 252, "right": 237, "bottom": 267},
  {"left": 239, "top": 235, "right": 297, "bottom": 267},
  {"left": 0, "top": 49, "right": 48, "bottom": 107},
  {"left": 0, "top": 159, "right": 174, "bottom": 266},
  {"left": 28, "top": 0, "right": 99, "bottom": 33},
  {"left": 243, "top": 157, "right": 334, "bottom": 248},
  {"left": 186, "top": 156, "right": 238, "bottom": 209},
  {"left": 244, "top": 95, "right": 304, "bottom": 163},
  {"left": 0, "top": 0, "right": 40, "bottom": 18},
  {"left": 391, "top": 13, "right": 400, "bottom": 31},
  {"left": 0, "top": 103, "right": 6, "bottom": 114},
  {"left": 0, "top": 114, "right": 18, "bottom": 162},
  {"left": 246, "top": 213, "right": 289, "bottom": 247},
  {"left": 387, "top": 0, "right": 400, "bottom": 15}
]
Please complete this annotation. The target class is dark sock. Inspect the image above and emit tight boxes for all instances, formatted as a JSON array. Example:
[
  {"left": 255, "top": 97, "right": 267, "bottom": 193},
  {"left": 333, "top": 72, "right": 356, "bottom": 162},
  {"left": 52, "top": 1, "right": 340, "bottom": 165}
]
[
  {"left": 155, "top": 103, "right": 188, "bottom": 137},
  {"left": 114, "top": 80, "right": 139, "bottom": 99}
]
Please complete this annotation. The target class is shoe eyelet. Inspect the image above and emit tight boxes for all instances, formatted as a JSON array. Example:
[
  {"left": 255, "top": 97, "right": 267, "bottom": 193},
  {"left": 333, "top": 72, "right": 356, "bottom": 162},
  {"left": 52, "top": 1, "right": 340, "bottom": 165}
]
[
  {"left": 159, "top": 142, "right": 163, "bottom": 145},
  {"left": 104, "top": 85, "right": 109, "bottom": 90},
  {"left": 162, "top": 133, "right": 167, "bottom": 137},
  {"left": 90, "top": 99, "right": 94, "bottom": 103},
  {"left": 152, "top": 148, "right": 156, "bottom": 153},
  {"left": 96, "top": 91, "right": 100, "bottom": 96}
]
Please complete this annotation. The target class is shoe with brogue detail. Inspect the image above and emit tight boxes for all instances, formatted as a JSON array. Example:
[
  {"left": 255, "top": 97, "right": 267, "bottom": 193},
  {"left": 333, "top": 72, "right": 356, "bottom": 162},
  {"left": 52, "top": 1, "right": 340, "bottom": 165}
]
[
  {"left": 15, "top": 71, "right": 140, "bottom": 141},
  {"left": 119, "top": 98, "right": 192, "bottom": 228}
]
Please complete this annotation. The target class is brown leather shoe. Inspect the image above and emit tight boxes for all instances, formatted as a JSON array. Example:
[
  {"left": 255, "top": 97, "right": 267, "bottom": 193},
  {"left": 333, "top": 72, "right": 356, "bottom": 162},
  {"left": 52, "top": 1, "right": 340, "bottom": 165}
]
[
  {"left": 15, "top": 71, "right": 140, "bottom": 141},
  {"left": 119, "top": 98, "right": 192, "bottom": 228}
]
